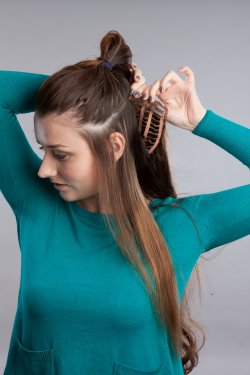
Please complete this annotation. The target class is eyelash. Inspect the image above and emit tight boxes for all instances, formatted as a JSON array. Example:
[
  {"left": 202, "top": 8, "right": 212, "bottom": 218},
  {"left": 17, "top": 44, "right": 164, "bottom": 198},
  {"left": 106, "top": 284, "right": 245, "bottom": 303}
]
[{"left": 39, "top": 146, "right": 68, "bottom": 161}]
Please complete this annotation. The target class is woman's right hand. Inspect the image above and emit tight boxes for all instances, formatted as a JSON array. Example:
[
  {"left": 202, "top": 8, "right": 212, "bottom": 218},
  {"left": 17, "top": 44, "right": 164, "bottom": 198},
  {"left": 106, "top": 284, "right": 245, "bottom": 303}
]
[{"left": 137, "top": 66, "right": 207, "bottom": 131}]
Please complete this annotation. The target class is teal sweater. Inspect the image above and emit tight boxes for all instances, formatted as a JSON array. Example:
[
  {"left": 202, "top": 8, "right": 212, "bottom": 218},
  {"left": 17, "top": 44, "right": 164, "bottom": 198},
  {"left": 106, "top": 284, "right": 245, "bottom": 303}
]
[{"left": 0, "top": 71, "right": 249, "bottom": 375}]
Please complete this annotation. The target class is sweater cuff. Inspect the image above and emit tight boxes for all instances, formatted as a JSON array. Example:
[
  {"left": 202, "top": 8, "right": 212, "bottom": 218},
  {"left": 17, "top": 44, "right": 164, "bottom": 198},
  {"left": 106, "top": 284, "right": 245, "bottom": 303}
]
[{"left": 191, "top": 109, "right": 220, "bottom": 136}]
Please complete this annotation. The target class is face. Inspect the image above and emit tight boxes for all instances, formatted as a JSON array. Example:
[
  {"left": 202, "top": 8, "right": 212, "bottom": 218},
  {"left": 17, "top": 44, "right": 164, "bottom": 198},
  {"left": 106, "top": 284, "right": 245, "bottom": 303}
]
[
  {"left": 34, "top": 112, "right": 151, "bottom": 212},
  {"left": 34, "top": 112, "right": 100, "bottom": 211}
]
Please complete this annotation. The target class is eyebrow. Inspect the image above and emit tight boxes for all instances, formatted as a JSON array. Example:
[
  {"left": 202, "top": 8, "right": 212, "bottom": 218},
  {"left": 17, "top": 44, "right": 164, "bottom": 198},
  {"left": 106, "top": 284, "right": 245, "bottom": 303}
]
[{"left": 36, "top": 141, "right": 68, "bottom": 149}]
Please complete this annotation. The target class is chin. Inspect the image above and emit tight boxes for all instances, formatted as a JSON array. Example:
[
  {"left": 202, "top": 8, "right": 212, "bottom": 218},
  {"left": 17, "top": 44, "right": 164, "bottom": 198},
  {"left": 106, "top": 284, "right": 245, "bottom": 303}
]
[{"left": 58, "top": 192, "right": 74, "bottom": 201}]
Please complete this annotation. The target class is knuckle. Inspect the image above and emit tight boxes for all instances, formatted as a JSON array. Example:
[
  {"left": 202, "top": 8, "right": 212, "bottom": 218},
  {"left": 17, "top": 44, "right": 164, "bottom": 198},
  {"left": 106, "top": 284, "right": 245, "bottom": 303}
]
[
  {"left": 131, "top": 84, "right": 138, "bottom": 91},
  {"left": 162, "top": 71, "right": 172, "bottom": 80}
]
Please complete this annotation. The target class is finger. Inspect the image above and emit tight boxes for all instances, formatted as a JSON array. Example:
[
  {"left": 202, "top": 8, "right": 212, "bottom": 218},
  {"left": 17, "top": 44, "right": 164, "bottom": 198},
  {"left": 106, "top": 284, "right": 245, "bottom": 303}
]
[
  {"left": 157, "top": 81, "right": 172, "bottom": 95},
  {"left": 129, "top": 62, "right": 137, "bottom": 70},
  {"left": 148, "top": 80, "right": 161, "bottom": 102},
  {"left": 131, "top": 83, "right": 149, "bottom": 98},
  {"left": 131, "top": 83, "right": 147, "bottom": 98},
  {"left": 133, "top": 67, "right": 143, "bottom": 82},
  {"left": 131, "top": 75, "right": 146, "bottom": 91},
  {"left": 178, "top": 65, "right": 195, "bottom": 83},
  {"left": 129, "top": 64, "right": 143, "bottom": 80},
  {"left": 141, "top": 86, "right": 150, "bottom": 100},
  {"left": 160, "top": 70, "right": 182, "bottom": 89},
  {"left": 134, "top": 84, "right": 150, "bottom": 100}
]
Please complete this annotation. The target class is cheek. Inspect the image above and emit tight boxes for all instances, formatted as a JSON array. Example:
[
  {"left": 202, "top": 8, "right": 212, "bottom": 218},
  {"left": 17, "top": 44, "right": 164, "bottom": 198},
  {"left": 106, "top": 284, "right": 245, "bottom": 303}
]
[
  {"left": 64, "top": 156, "right": 97, "bottom": 183},
  {"left": 56, "top": 161, "right": 79, "bottom": 182}
]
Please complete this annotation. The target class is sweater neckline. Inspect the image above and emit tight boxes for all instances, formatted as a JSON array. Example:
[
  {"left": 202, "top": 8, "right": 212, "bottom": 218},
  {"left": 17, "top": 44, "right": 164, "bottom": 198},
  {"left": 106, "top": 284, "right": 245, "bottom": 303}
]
[{"left": 69, "top": 197, "right": 160, "bottom": 223}]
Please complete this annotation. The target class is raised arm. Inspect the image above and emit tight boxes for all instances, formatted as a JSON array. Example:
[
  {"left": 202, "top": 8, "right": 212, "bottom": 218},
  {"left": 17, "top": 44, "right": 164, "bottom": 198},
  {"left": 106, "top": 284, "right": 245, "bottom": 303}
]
[
  {"left": 0, "top": 70, "right": 49, "bottom": 212},
  {"left": 178, "top": 109, "right": 250, "bottom": 252},
  {"left": 132, "top": 65, "right": 250, "bottom": 252},
  {"left": 192, "top": 109, "right": 250, "bottom": 168}
]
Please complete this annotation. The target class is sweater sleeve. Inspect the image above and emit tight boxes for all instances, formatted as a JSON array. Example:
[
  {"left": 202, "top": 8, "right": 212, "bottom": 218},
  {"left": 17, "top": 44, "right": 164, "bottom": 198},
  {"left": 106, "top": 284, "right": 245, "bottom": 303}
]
[
  {"left": 0, "top": 70, "right": 49, "bottom": 212},
  {"left": 180, "top": 110, "right": 250, "bottom": 252}
]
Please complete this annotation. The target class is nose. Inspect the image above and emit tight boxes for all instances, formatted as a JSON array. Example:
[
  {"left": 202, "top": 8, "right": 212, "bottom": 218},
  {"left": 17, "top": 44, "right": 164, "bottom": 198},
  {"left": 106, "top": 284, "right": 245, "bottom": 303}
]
[{"left": 37, "top": 157, "right": 57, "bottom": 179}]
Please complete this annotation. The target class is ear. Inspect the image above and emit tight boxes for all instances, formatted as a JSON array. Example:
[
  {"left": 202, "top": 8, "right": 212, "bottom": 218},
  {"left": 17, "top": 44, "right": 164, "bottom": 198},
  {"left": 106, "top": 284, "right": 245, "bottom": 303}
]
[{"left": 109, "top": 132, "right": 126, "bottom": 161}]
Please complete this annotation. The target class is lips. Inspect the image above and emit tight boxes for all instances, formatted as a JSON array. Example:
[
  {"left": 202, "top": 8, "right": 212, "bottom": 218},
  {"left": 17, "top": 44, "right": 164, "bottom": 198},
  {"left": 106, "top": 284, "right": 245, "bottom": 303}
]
[
  {"left": 54, "top": 183, "right": 66, "bottom": 185},
  {"left": 53, "top": 183, "right": 69, "bottom": 191}
]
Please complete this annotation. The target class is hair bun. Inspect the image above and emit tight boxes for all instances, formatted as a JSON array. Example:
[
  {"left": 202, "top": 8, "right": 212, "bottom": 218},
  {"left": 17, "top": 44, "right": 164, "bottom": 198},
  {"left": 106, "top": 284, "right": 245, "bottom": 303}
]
[{"left": 99, "top": 30, "right": 132, "bottom": 81}]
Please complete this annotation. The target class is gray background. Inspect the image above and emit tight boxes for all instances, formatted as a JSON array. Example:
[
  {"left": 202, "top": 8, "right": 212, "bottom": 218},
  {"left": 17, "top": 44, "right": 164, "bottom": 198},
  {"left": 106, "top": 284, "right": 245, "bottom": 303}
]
[{"left": 0, "top": 0, "right": 249, "bottom": 374}]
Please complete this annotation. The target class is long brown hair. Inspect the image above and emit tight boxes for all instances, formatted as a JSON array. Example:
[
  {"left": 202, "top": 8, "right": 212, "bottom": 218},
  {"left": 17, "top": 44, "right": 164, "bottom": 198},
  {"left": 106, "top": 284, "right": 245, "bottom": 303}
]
[{"left": 34, "top": 30, "right": 206, "bottom": 373}]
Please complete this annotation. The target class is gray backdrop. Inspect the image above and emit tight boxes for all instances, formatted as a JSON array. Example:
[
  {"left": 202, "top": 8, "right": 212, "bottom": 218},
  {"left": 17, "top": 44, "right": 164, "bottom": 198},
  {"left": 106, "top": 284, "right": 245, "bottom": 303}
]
[{"left": 0, "top": 0, "right": 249, "bottom": 374}]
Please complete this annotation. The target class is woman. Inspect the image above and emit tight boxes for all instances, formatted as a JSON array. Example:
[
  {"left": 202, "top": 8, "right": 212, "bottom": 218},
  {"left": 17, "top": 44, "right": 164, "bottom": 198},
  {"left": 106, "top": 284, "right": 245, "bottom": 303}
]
[{"left": 0, "top": 30, "right": 249, "bottom": 375}]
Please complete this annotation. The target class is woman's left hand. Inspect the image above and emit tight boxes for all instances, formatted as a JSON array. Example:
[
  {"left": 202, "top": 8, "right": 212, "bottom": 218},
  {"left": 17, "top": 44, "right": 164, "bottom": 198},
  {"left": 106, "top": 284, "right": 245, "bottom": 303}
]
[{"left": 130, "top": 65, "right": 206, "bottom": 131}]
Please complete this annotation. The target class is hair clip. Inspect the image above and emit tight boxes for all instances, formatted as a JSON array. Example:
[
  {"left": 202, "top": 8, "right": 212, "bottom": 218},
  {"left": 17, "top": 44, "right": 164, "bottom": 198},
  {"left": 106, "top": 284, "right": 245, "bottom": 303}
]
[{"left": 129, "top": 95, "right": 168, "bottom": 155}]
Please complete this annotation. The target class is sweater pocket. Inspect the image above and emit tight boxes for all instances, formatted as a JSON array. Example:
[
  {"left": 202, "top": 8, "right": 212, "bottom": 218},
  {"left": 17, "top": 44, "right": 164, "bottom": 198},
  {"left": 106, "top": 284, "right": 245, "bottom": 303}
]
[
  {"left": 113, "top": 361, "right": 163, "bottom": 375},
  {"left": 16, "top": 337, "right": 53, "bottom": 375}
]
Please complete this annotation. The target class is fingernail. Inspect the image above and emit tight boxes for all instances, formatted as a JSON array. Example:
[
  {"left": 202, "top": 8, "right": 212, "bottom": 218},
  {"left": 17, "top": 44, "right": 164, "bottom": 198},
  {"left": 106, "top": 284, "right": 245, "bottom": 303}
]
[
  {"left": 136, "top": 75, "right": 140, "bottom": 80},
  {"left": 159, "top": 86, "right": 163, "bottom": 93},
  {"left": 148, "top": 96, "right": 152, "bottom": 102}
]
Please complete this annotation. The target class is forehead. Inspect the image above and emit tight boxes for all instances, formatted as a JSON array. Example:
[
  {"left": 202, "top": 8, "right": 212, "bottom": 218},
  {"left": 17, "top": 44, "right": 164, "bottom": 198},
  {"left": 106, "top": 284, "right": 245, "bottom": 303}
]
[{"left": 34, "top": 112, "right": 81, "bottom": 143}]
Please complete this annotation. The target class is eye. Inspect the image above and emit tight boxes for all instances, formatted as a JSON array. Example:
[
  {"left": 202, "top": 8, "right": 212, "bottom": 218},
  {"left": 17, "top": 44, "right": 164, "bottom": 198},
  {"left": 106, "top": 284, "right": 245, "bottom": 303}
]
[
  {"left": 38, "top": 146, "right": 68, "bottom": 161},
  {"left": 55, "top": 154, "right": 68, "bottom": 161}
]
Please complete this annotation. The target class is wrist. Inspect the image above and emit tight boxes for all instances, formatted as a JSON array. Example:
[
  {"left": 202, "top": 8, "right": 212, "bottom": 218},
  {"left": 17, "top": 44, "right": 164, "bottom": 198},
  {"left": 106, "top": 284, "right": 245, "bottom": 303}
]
[{"left": 190, "top": 107, "right": 207, "bottom": 131}]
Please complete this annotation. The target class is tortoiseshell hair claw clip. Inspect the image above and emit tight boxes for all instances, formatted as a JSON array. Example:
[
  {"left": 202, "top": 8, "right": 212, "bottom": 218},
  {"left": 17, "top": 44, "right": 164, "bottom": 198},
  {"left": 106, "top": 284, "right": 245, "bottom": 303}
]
[{"left": 129, "top": 95, "right": 168, "bottom": 155}]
